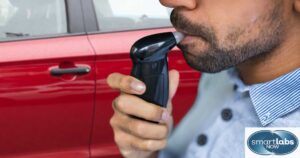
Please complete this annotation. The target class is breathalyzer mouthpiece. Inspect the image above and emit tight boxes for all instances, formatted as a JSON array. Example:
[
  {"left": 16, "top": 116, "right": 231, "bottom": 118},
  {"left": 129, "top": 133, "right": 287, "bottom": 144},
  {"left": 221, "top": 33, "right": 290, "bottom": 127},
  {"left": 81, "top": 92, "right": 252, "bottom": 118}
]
[{"left": 172, "top": 32, "right": 185, "bottom": 44}]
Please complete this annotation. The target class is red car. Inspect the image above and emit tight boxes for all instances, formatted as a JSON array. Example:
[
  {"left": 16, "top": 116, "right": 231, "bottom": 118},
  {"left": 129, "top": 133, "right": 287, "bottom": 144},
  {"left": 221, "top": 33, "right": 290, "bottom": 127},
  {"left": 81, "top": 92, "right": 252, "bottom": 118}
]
[{"left": 0, "top": 0, "right": 200, "bottom": 157}]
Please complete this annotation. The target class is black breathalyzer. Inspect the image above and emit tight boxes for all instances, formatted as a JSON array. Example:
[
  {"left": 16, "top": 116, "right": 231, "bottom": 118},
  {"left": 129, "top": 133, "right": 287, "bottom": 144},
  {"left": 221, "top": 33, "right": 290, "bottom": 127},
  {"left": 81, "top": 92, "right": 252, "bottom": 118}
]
[{"left": 130, "top": 32, "right": 184, "bottom": 107}]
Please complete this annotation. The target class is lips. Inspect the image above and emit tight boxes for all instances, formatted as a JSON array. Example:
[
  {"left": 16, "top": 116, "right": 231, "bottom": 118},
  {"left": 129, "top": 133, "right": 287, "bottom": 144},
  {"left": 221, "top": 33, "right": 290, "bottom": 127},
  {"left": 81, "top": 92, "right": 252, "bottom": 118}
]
[
  {"left": 181, "top": 35, "right": 198, "bottom": 44},
  {"left": 174, "top": 28, "right": 190, "bottom": 37},
  {"left": 174, "top": 26, "right": 210, "bottom": 44},
  {"left": 174, "top": 28, "right": 207, "bottom": 45}
]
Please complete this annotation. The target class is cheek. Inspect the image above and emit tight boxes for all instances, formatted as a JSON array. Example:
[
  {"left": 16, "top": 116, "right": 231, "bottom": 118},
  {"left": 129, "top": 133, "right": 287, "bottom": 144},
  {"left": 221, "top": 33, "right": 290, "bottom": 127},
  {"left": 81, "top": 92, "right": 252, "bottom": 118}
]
[{"left": 200, "top": 0, "right": 272, "bottom": 41}]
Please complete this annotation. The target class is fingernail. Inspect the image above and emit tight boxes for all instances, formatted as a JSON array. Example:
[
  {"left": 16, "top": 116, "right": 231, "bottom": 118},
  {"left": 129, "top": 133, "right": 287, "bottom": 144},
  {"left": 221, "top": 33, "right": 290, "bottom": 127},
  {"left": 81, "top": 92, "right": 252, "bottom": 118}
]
[
  {"left": 160, "top": 109, "right": 170, "bottom": 123},
  {"left": 130, "top": 81, "right": 145, "bottom": 92}
]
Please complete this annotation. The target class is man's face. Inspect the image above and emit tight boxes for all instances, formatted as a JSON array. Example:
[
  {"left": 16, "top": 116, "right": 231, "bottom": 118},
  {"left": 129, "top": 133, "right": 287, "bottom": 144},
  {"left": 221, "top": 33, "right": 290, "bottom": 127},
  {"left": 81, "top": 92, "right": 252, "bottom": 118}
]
[{"left": 160, "top": 0, "right": 287, "bottom": 73}]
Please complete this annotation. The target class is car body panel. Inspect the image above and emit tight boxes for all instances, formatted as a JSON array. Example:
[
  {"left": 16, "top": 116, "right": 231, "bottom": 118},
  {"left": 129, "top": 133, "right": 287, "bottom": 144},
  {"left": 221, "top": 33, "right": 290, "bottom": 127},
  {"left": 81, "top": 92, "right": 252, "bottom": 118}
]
[
  {"left": 0, "top": 1, "right": 201, "bottom": 157},
  {"left": 0, "top": 36, "right": 95, "bottom": 157}
]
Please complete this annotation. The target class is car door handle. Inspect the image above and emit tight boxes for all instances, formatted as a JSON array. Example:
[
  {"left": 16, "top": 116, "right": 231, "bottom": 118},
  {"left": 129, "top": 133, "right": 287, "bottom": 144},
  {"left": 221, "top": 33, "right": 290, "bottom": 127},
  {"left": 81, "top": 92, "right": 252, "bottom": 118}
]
[{"left": 50, "top": 66, "right": 91, "bottom": 76}]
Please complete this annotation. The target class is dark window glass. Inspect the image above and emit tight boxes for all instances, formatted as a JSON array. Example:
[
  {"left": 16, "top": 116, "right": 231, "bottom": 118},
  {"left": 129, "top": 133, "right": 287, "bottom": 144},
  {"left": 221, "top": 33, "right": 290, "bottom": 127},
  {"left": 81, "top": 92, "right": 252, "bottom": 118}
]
[
  {"left": 93, "top": 0, "right": 172, "bottom": 32},
  {"left": 0, "top": 0, "right": 67, "bottom": 39}
]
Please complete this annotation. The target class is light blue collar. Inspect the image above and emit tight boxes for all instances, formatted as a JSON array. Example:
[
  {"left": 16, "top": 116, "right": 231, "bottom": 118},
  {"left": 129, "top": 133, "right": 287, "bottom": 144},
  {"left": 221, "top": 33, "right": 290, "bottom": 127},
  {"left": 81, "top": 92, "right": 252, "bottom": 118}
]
[{"left": 228, "top": 68, "right": 300, "bottom": 126}]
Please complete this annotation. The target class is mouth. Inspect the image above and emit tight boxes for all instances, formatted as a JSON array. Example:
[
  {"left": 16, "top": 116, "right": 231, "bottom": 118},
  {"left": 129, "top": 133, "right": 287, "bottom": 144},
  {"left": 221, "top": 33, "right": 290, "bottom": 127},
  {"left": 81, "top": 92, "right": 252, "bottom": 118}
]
[
  {"left": 174, "top": 28, "right": 191, "bottom": 38},
  {"left": 181, "top": 35, "right": 201, "bottom": 44},
  {"left": 174, "top": 27, "right": 208, "bottom": 44}
]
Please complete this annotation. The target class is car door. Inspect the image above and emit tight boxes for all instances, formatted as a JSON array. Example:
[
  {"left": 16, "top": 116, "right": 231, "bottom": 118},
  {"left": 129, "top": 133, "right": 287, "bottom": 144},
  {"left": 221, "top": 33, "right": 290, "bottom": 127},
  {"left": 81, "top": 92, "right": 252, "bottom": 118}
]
[
  {"left": 0, "top": 0, "right": 95, "bottom": 157},
  {"left": 81, "top": 0, "right": 201, "bottom": 157}
]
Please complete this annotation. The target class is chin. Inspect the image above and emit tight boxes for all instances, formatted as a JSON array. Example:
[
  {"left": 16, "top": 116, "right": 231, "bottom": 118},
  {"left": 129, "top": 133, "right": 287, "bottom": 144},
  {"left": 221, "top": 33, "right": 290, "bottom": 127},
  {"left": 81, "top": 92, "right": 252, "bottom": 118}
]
[
  {"left": 182, "top": 50, "right": 231, "bottom": 73},
  {"left": 182, "top": 52, "right": 201, "bottom": 71}
]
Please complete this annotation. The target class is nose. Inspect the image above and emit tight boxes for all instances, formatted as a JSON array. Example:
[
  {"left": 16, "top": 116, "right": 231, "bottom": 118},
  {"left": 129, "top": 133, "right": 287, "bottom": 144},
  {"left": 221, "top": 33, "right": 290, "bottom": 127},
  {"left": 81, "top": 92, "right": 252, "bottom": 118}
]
[{"left": 160, "top": 0, "right": 197, "bottom": 10}]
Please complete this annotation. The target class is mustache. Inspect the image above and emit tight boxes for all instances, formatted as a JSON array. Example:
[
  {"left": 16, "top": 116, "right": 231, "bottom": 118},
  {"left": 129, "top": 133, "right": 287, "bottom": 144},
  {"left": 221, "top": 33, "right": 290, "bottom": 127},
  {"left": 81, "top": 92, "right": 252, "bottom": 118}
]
[{"left": 170, "top": 10, "right": 216, "bottom": 43}]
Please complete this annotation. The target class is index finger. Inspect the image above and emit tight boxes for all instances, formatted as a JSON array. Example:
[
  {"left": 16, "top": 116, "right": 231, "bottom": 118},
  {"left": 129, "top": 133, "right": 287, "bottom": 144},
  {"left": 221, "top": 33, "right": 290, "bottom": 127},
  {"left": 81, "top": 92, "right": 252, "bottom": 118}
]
[{"left": 107, "top": 73, "right": 146, "bottom": 94}]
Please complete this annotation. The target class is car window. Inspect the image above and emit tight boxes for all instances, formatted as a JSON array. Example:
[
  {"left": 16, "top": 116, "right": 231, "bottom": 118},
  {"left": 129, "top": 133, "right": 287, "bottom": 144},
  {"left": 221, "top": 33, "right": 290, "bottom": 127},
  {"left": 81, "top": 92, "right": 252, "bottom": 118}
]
[
  {"left": 93, "top": 0, "right": 172, "bottom": 32},
  {"left": 0, "top": 0, "right": 67, "bottom": 40}
]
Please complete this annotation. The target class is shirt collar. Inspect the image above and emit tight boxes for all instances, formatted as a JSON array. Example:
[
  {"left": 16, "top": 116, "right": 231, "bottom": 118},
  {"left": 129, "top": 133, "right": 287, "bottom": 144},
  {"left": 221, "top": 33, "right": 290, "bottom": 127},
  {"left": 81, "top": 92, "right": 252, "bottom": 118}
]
[{"left": 228, "top": 68, "right": 300, "bottom": 126}]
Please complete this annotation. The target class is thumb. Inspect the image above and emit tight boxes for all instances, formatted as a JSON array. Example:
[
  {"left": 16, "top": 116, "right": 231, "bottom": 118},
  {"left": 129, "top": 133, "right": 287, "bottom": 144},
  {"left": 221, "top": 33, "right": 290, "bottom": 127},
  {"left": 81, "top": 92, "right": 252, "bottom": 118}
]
[
  {"left": 163, "top": 69, "right": 179, "bottom": 127},
  {"left": 166, "top": 70, "right": 180, "bottom": 113}
]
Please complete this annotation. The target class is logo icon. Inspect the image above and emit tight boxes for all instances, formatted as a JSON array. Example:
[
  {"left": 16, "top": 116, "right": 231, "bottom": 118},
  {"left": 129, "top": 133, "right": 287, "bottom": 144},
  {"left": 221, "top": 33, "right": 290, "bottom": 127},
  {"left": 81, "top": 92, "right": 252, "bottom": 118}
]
[{"left": 247, "top": 130, "right": 299, "bottom": 155}]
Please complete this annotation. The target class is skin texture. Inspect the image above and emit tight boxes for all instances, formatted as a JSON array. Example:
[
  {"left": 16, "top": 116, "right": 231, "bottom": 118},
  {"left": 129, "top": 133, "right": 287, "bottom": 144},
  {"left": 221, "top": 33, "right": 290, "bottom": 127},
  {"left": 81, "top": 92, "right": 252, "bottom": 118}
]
[
  {"left": 170, "top": 0, "right": 285, "bottom": 73},
  {"left": 107, "top": 0, "right": 300, "bottom": 158},
  {"left": 161, "top": 0, "right": 300, "bottom": 84}
]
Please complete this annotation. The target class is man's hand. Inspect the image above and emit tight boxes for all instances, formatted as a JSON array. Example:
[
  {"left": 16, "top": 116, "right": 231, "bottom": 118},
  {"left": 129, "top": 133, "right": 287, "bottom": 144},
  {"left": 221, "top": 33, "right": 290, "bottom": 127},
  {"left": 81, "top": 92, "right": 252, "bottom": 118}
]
[{"left": 107, "top": 70, "right": 180, "bottom": 158}]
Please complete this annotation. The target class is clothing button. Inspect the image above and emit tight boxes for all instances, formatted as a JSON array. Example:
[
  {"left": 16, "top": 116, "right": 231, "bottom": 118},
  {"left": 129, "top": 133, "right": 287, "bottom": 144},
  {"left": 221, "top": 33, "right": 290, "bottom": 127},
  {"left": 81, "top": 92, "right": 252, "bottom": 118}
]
[
  {"left": 233, "top": 84, "right": 238, "bottom": 91},
  {"left": 197, "top": 134, "right": 208, "bottom": 146},
  {"left": 221, "top": 108, "right": 233, "bottom": 121}
]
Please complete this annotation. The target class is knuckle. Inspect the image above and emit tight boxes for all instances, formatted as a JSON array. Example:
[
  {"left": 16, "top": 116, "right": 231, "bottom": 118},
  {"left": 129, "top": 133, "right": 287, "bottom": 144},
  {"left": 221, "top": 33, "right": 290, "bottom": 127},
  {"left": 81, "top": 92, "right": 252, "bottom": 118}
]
[
  {"left": 120, "top": 76, "right": 132, "bottom": 90},
  {"left": 143, "top": 140, "right": 158, "bottom": 151},
  {"left": 146, "top": 140, "right": 167, "bottom": 151},
  {"left": 120, "top": 149, "right": 133, "bottom": 157},
  {"left": 114, "top": 131, "right": 128, "bottom": 146},
  {"left": 147, "top": 140, "right": 158, "bottom": 150},
  {"left": 114, "top": 134, "right": 128, "bottom": 148},
  {"left": 141, "top": 141, "right": 152, "bottom": 151},
  {"left": 133, "top": 140, "right": 152, "bottom": 151},
  {"left": 109, "top": 115, "right": 117, "bottom": 127},
  {"left": 131, "top": 138, "right": 168, "bottom": 151},
  {"left": 113, "top": 132, "right": 121, "bottom": 143},
  {"left": 114, "top": 95, "right": 125, "bottom": 109},
  {"left": 110, "top": 112, "right": 128, "bottom": 129},
  {"left": 112, "top": 98, "right": 118, "bottom": 110}
]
